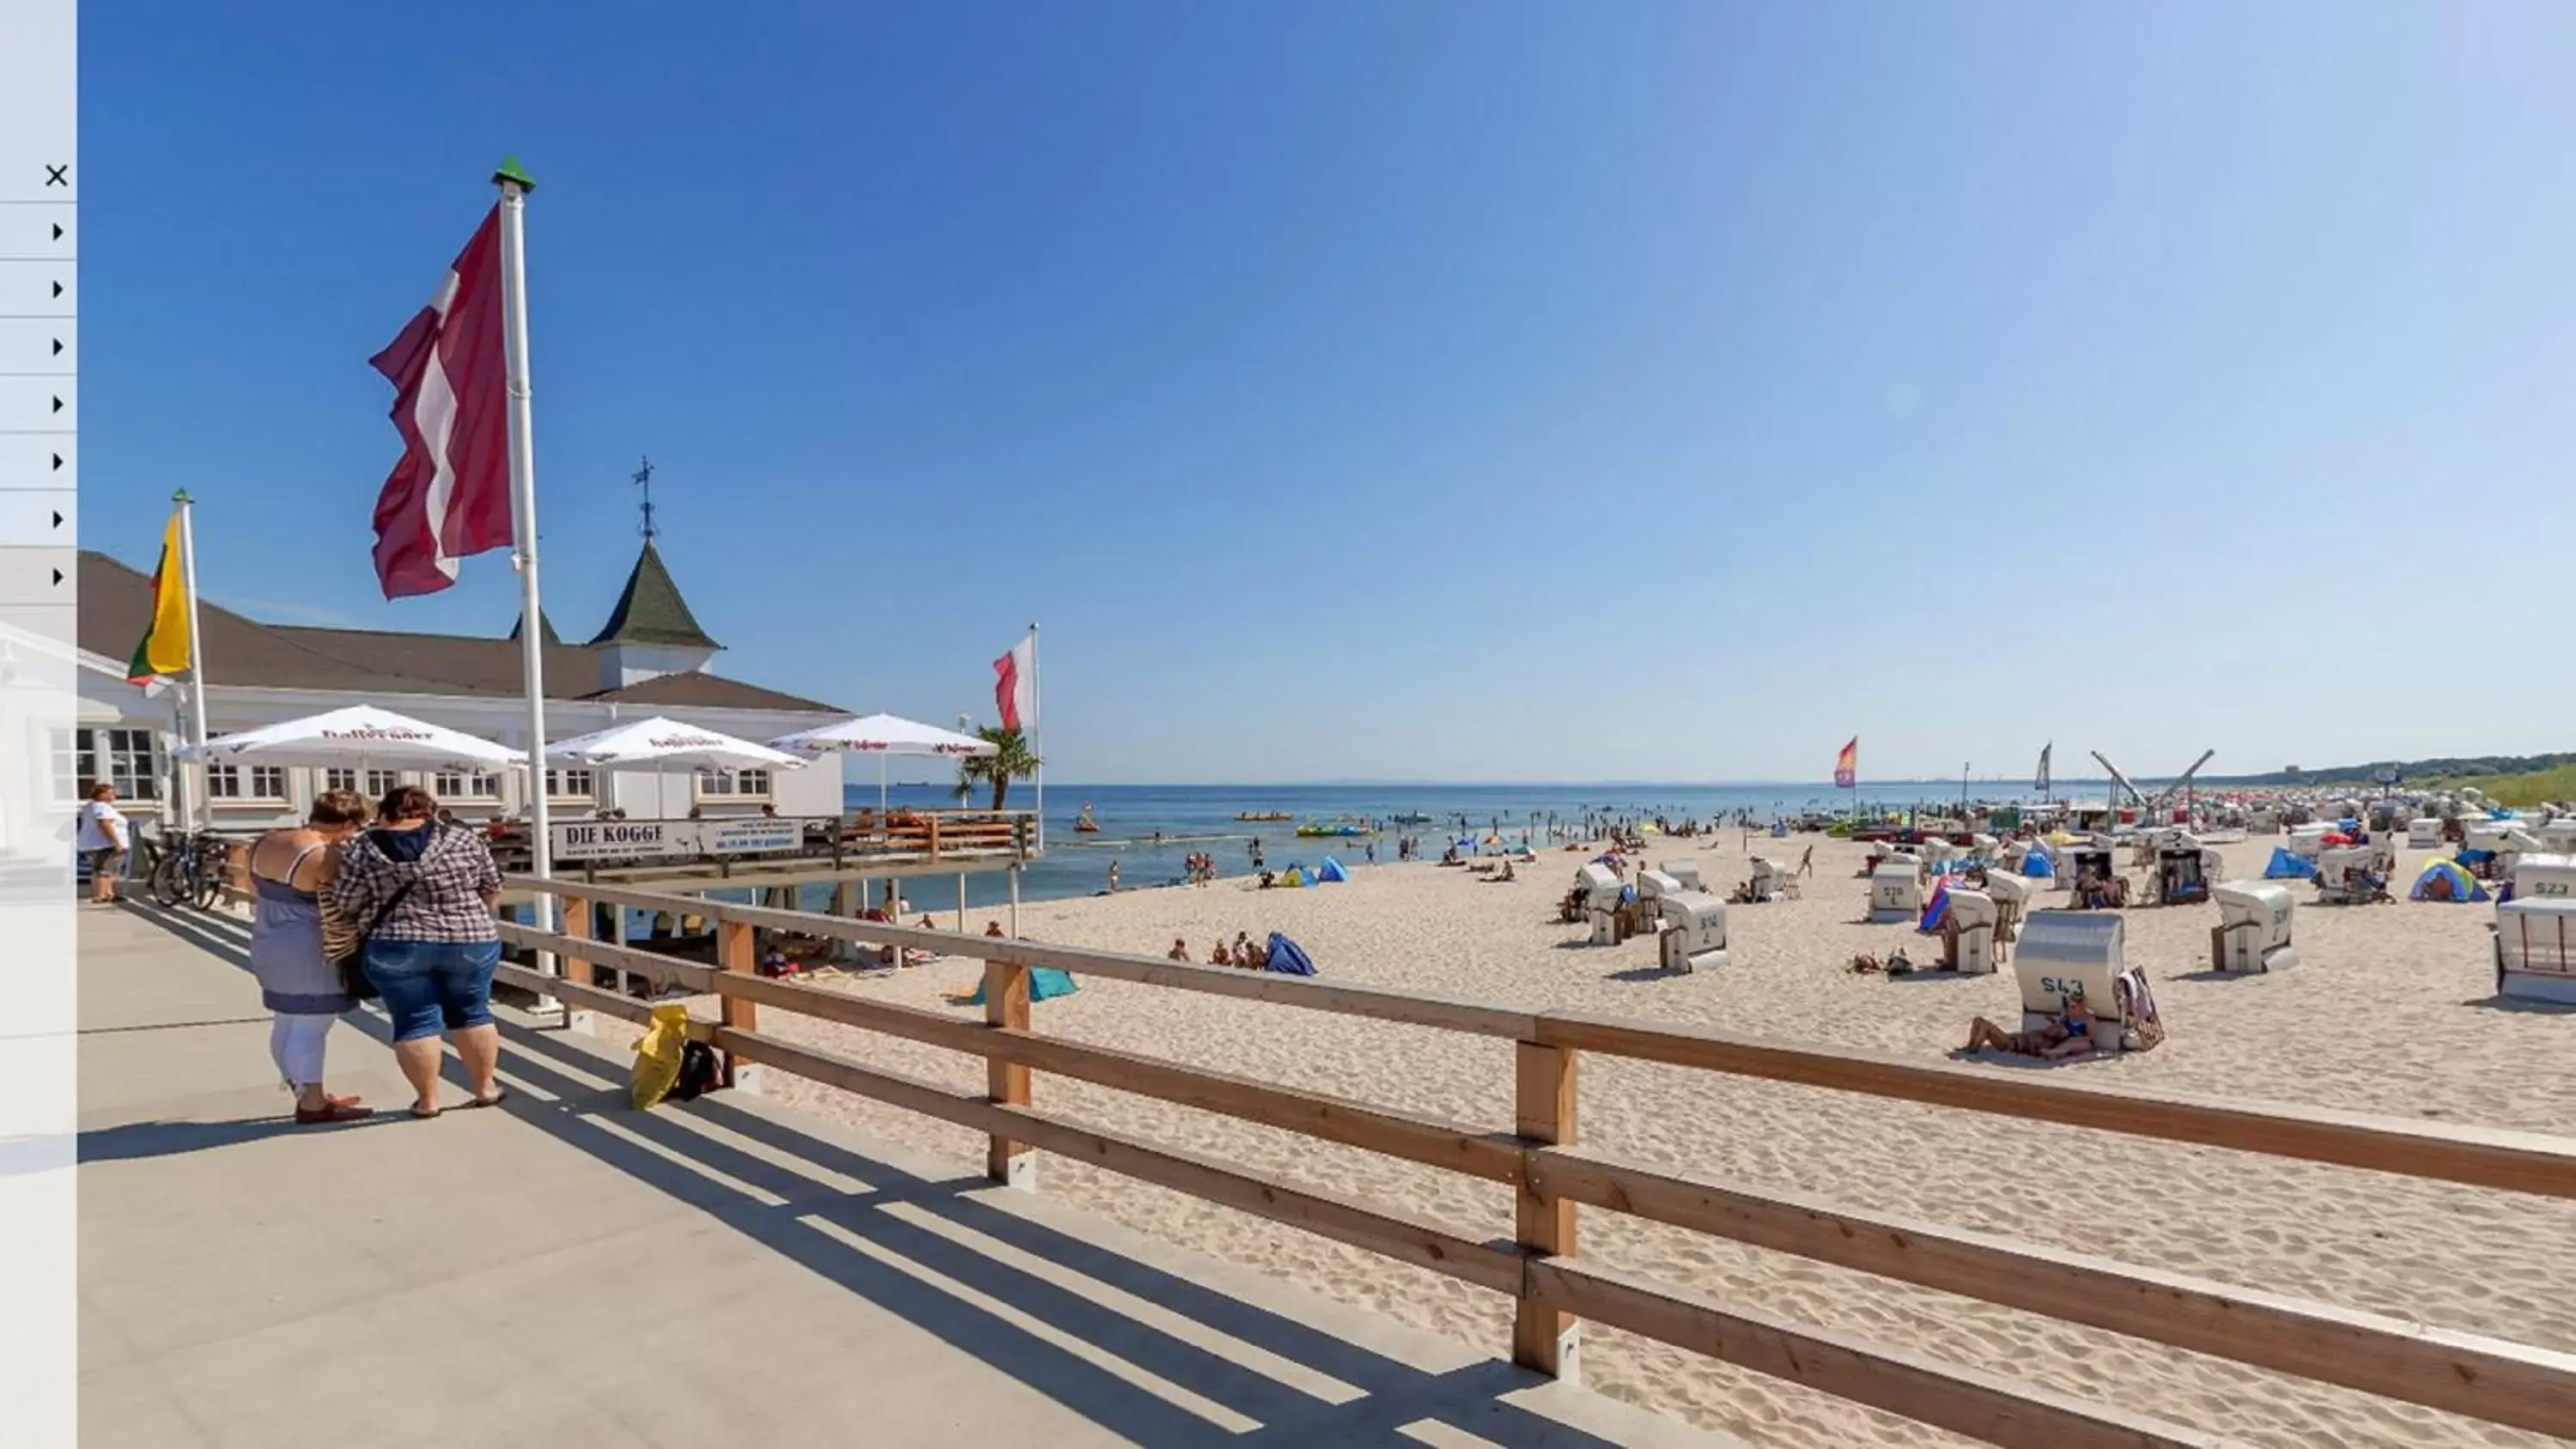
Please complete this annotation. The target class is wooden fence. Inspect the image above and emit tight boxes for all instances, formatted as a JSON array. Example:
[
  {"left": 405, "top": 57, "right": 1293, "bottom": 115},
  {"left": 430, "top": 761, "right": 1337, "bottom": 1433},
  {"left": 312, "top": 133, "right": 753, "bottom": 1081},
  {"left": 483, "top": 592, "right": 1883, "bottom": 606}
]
[{"left": 495, "top": 873, "right": 2576, "bottom": 1448}]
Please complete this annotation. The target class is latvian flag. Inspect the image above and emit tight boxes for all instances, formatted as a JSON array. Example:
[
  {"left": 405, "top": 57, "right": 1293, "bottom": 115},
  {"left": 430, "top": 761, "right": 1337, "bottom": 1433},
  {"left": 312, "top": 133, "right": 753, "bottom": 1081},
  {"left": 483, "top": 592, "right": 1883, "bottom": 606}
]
[
  {"left": 368, "top": 207, "right": 513, "bottom": 598},
  {"left": 993, "top": 631, "right": 1038, "bottom": 734}
]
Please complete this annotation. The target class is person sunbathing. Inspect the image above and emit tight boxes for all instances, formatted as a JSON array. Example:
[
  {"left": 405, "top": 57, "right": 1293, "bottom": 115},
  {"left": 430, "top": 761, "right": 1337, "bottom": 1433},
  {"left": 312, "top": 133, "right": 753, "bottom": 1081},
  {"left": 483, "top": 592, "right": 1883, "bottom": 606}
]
[
  {"left": 1498, "top": 861, "right": 1516, "bottom": 882},
  {"left": 1168, "top": 937, "right": 1191, "bottom": 961},
  {"left": 1209, "top": 940, "right": 1232, "bottom": 967},
  {"left": 984, "top": 920, "right": 1005, "bottom": 937},
  {"left": 1239, "top": 936, "right": 1269, "bottom": 970},
  {"left": 1963, "top": 993, "right": 2097, "bottom": 1059}
]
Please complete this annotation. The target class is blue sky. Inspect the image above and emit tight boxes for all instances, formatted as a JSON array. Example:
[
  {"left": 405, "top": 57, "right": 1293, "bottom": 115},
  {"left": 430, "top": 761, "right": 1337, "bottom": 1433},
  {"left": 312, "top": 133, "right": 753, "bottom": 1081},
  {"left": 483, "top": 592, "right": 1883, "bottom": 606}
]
[{"left": 82, "top": 3, "right": 2575, "bottom": 783}]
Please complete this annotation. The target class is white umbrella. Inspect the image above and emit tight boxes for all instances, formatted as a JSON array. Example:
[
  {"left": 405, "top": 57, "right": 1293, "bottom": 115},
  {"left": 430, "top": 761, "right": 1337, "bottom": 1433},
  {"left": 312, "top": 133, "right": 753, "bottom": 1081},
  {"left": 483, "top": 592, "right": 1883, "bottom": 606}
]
[
  {"left": 769, "top": 712, "right": 996, "bottom": 815},
  {"left": 175, "top": 703, "right": 525, "bottom": 770},
  {"left": 547, "top": 715, "right": 805, "bottom": 820}
]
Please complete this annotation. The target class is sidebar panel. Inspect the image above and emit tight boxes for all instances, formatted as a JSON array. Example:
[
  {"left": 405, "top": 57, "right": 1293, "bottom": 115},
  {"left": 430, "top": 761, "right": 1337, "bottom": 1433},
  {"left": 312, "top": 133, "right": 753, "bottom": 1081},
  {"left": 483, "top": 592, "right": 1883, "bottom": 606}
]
[{"left": 0, "top": 3, "right": 76, "bottom": 1446}]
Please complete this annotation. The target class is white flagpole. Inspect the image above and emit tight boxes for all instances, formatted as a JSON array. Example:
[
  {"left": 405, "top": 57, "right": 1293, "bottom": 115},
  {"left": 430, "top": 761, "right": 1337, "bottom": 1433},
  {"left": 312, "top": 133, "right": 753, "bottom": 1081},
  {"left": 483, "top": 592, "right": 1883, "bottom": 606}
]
[
  {"left": 1030, "top": 621, "right": 1044, "bottom": 856},
  {"left": 494, "top": 159, "right": 557, "bottom": 965},
  {"left": 173, "top": 490, "right": 212, "bottom": 830}
]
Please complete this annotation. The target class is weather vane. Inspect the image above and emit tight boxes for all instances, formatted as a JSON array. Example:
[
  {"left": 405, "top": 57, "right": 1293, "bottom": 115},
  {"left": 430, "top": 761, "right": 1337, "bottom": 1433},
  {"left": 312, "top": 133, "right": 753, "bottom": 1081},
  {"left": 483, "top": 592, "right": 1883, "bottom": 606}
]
[{"left": 634, "top": 456, "right": 657, "bottom": 542}]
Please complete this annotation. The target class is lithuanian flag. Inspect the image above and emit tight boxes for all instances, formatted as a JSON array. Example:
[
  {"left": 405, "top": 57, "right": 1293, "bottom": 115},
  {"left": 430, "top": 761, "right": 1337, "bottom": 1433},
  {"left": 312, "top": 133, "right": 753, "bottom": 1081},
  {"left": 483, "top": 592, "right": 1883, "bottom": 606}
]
[{"left": 125, "top": 506, "right": 193, "bottom": 683}]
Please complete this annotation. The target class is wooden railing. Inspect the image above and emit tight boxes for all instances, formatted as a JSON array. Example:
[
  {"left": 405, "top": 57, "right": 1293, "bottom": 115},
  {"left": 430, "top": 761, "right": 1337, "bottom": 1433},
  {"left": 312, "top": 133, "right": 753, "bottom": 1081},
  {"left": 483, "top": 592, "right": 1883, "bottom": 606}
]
[{"left": 495, "top": 873, "right": 2576, "bottom": 1448}]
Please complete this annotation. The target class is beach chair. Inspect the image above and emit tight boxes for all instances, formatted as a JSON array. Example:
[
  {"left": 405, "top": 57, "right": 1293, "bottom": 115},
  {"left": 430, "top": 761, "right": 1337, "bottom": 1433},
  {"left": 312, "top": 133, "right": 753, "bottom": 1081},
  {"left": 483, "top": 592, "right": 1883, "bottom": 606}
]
[
  {"left": 1868, "top": 861, "right": 1921, "bottom": 922},
  {"left": 1741, "top": 857, "right": 1791, "bottom": 904},
  {"left": 1577, "top": 863, "right": 1624, "bottom": 945},
  {"left": 2495, "top": 899, "right": 2576, "bottom": 1003},
  {"left": 1939, "top": 888, "right": 1998, "bottom": 974},
  {"left": 2209, "top": 881, "right": 2297, "bottom": 973},
  {"left": 1656, "top": 892, "right": 1728, "bottom": 973},
  {"left": 2014, "top": 910, "right": 2159, "bottom": 1052}
]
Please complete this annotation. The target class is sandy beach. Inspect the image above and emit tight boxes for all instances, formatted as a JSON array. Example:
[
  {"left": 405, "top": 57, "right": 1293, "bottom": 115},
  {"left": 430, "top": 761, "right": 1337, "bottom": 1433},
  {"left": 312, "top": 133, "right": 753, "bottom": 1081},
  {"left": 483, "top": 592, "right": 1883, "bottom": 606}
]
[{"left": 618, "top": 834, "right": 2573, "bottom": 1447}]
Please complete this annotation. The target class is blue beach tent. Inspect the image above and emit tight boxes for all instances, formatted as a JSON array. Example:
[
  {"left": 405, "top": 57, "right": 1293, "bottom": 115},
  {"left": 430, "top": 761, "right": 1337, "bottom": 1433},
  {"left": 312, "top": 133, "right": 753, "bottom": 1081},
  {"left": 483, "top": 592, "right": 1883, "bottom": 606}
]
[
  {"left": 1265, "top": 933, "right": 1317, "bottom": 976},
  {"left": 1918, "top": 880, "right": 1952, "bottom": 933},
  {"left": 960, "top": 967, "right": 1080, "bottom": 1005},
  {"left": 2263, "top": 847, "right": 2317, "bottom": 880},
  {"left": 1317, "top": 857, "right": 1349, "bottom": 883},
  {"left": 2020, "top": 851, "right": 2055, "bottom": 879}
]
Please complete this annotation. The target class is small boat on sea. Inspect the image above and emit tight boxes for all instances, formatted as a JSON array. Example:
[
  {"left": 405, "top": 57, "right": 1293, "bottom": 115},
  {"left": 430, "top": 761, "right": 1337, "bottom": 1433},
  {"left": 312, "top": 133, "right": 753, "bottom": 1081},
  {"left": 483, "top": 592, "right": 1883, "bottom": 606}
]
[
  {"left": 1295, "top": 816, "right": 1370, "bottom": 839},
  {"left": 1074, "top": 803, "right": 1100, "bottom": 834},
  {"left": 1390, "top": 812, "right": 1434, "bottom": 826},
  {"left": 1236, "top": 811, "right": 1292, "bottom": 822}
]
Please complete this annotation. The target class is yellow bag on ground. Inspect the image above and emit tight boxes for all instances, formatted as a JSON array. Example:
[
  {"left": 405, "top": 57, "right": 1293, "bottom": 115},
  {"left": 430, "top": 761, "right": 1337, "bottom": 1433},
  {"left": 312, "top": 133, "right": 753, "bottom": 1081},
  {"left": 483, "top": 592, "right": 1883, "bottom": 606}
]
[{"left": 631, "top": 1003, "right": 691, "bottom": 1110}]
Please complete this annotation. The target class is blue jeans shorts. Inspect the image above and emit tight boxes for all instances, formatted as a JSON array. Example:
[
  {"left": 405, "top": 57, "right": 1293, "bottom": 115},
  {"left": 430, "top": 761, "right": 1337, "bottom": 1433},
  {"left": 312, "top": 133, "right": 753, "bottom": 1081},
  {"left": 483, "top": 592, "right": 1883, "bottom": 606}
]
[{"left": 364, "top": 939, "right": 501, "bottom": 1043}]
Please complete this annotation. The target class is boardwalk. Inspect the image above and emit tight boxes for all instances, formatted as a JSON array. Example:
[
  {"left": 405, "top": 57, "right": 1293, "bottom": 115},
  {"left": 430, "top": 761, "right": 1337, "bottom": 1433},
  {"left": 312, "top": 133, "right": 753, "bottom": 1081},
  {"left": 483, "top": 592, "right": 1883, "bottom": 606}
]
[{"left": 77, "top": 905, "right": 1725, "bottom": 1449}]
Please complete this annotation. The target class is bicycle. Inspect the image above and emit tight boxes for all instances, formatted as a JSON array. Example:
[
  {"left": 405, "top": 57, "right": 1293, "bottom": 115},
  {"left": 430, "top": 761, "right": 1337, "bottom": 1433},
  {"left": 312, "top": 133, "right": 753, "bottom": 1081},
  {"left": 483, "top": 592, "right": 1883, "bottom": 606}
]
[{"left": 149, "top": 828, "right": 237, "bottom": 911}]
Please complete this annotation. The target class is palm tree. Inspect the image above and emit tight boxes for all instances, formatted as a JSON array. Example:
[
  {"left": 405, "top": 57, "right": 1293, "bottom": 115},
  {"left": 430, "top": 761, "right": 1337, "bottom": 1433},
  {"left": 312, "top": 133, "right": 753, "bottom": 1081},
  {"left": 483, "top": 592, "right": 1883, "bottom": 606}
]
[{"left": 952, "top": 726, "right": 1042, "bottom": 810}]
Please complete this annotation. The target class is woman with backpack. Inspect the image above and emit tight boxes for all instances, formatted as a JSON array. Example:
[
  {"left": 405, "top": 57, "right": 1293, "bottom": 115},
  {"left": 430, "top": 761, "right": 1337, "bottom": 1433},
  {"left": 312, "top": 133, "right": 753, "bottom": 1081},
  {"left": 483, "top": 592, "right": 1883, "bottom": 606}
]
[
  {"left": 247, "top": 787, "right": 376, "bottom": 1124},
  {"left": 331, "top": 785, "right": 507, "bottom": 1119}
]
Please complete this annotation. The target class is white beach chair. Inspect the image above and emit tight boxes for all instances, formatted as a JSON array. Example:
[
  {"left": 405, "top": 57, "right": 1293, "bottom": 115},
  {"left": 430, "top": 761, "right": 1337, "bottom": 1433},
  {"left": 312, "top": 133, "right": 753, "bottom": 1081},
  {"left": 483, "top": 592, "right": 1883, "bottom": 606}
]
[
  {"left": 2209, "top": 881, "right": 2297, "bottom": 973},
  {"left": 2013, "top": 910, "right": 2157, "bottom": 1052},
  {"left": 1868, "top": 861, "right": 1921, "bottom": 922},
  {"left": 2495, "top": 898, "right": 2576, "bottom": 1003},
  {"left": 1941, "top": 888, "right": 1998, "bottom": 974},
  {"left": 1656, "top": 891, "right": 1728, "bottom": 973}
]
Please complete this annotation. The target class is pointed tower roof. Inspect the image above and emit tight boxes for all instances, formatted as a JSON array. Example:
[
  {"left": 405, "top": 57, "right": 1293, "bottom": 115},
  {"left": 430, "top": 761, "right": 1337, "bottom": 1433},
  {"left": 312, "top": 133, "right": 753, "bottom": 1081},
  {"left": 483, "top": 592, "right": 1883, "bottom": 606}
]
[
  {"left": 507, "top": 609, "right": 562, "bottom": 646},
  {"left": 587, "top": 541, "right": 721, "bottom": 650}
]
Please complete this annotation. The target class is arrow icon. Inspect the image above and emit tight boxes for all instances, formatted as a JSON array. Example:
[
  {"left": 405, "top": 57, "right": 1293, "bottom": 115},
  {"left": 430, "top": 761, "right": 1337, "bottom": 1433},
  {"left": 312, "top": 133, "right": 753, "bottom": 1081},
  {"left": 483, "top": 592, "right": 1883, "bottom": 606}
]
[
  {"left": 52, "top": 223, "right": 63, "bottom": 241},
  {"left": 52, "top": 452, "right": 63, "bottom": 470},
  {"left": 52, "top": 569, "right": 63, "bottom": 586},
  {"left": 52, "top": 396, "right": 64, "bottom": 413},
  {"left": 52, "top": 511, "right": 63, "bottom": 528},
  {"left": 52, "top": 338, "right": 62, "bottom": 355},
  {"left": 52, "top": 281, "right": 64, "bottom": 298}
]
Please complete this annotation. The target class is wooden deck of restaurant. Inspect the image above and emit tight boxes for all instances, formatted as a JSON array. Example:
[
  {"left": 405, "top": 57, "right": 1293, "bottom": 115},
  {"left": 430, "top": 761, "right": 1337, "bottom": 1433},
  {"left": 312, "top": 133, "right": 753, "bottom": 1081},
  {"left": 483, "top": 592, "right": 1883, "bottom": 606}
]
[{"left": 77, "top": 902, "right": 1724, "bottom": 1448}]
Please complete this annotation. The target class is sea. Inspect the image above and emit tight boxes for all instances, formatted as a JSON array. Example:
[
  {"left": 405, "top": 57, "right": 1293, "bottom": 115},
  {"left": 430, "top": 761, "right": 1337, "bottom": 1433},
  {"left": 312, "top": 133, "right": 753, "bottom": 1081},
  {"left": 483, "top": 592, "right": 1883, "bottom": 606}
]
[{"left": 830, "top": 779, "right": 2086, "bottom": 912}]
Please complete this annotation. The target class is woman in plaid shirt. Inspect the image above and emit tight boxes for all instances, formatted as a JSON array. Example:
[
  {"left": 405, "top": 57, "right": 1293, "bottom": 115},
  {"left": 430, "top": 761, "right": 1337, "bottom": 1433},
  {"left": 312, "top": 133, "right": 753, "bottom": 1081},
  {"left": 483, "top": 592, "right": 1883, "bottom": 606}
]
[{"left": 332, "top": 785, "right": 507, "bottom": 1117}]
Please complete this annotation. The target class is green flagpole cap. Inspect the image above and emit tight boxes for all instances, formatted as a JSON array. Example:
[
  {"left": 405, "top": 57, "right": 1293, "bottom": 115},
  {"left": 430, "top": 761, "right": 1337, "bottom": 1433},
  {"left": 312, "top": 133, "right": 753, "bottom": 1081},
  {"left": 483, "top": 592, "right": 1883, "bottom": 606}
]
[
  {"left": 172, "top": 488, "right": 191, "bottom": 503},
  {"left": 492, "top": 155, "right": 537, "bottom": 193}
]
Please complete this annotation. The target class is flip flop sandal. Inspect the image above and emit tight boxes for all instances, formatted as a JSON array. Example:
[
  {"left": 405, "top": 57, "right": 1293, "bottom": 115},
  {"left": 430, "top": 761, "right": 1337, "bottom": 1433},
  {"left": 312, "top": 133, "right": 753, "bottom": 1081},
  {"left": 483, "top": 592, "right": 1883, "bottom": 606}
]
[
  {"left": 409, "top": 1101, "right": 443, "bottom": 1119},
  {"left": 470, "top": 1088, "right": 510, "bottom": 1109}
]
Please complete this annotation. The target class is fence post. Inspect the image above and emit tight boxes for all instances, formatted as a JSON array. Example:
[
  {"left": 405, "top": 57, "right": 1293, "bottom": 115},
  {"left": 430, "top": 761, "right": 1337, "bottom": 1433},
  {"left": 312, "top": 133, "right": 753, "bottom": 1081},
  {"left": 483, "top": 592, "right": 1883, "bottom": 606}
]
[
  {"left": 1513, "top": 1040, "right": 1580, "bottom": 1380},
  {"left": 558, "top": 893, "right": 594, "bottom": 1033},
  {"left": 718, "top": 916, "right": 762, "bottom": 1093},
  {"left": 984, "top": 955, "right": 1035, "bottom": 1190}
]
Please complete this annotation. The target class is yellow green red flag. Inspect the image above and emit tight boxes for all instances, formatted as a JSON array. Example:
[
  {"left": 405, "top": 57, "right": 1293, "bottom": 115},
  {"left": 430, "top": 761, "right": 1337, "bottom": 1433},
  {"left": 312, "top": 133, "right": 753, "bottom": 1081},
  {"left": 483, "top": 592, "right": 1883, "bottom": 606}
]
[{"left": 125, "top": 506, "right": 192, "bottom": 683}]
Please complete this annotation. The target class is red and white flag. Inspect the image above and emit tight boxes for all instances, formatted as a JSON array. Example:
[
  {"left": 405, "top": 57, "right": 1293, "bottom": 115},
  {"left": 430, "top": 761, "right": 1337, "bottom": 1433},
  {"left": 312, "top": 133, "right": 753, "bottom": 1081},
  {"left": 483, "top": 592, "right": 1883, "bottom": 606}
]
[
  {"left": 993, "top": 630, "right": 1038, "bottom": 734},
  {"left": 368, "top": 207, "right": 513, "bottom": 598}
]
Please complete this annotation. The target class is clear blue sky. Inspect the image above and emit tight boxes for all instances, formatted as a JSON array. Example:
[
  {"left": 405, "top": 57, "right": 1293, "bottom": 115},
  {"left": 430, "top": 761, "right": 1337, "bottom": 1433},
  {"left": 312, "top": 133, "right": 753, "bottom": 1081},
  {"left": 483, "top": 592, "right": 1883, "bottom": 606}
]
[{"left": 82, "top": 3, "right": 2575, "bottom": 783}]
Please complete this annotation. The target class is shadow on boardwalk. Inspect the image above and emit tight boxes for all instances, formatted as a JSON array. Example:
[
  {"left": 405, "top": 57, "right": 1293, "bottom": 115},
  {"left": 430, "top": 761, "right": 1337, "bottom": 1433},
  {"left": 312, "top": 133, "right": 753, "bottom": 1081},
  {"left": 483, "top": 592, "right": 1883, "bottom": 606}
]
[{"left": 91, "top": 900, "right": 1698, "bottom": 1449}]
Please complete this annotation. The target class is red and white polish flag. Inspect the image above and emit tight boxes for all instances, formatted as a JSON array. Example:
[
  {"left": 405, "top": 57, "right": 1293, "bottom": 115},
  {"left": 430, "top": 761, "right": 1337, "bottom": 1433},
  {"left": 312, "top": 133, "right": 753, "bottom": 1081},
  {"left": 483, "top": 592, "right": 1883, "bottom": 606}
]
[
  {"left": 368, "top": 207, "right": 513, "bottom": 598},
  {"left": 993, "top": 631, "right": 1038, "bottom": 734}
]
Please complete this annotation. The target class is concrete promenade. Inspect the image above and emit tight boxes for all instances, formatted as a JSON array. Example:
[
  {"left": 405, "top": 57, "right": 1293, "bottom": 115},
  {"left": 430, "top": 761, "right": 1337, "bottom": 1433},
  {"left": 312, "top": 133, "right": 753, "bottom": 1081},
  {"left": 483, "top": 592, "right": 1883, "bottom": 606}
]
[{"left": 77, "top": 903, "right": 1729, "bottom": 1448}]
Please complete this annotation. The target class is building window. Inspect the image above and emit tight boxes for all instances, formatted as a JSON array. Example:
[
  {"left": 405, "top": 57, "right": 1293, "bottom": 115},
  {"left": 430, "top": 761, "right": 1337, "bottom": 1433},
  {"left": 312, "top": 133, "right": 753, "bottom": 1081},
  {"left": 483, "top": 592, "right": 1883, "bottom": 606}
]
[
  {"left": 546, "top": 768, "right": 595, "bottom": 799},
  {"left": 695, "top": 769, "right": 771, "bottom": 801},
  {"left": 52, "top": 729, "right": 82, "bottom": 803},
  {"left": 73, "top": 728, "right": 163, "bottom": 802},
  {"left": 323, "top": 768, "right": 402, "bottom": 800},
  {"left": 434, "top": 770, "right": 501, "bottom": 800},
  {"left": 208, "top": 764, "right": 287, "bottom": 802}
]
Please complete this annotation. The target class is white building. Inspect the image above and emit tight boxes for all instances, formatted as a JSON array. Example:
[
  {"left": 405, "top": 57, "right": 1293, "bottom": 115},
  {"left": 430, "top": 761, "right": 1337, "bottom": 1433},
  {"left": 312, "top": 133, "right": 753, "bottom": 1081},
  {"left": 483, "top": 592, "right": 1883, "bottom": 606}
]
[{"left": 71, "top": 541, "right": 847, "bottom": 831}]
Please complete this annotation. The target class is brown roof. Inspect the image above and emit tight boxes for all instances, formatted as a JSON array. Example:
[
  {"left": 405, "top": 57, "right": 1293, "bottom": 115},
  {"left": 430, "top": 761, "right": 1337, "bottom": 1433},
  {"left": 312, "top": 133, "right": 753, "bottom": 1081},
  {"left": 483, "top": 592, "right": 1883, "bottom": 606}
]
[{"left": 77, "top": 551, "right": 840, "bottom": 713}]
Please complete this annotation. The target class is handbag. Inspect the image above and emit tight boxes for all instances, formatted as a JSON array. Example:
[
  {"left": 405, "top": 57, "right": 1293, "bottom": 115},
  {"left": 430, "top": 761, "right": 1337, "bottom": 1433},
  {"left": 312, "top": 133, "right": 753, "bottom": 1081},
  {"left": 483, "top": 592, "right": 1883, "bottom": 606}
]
[{"left": 331, "top": 877, "right": 417, "bottom": 1003}]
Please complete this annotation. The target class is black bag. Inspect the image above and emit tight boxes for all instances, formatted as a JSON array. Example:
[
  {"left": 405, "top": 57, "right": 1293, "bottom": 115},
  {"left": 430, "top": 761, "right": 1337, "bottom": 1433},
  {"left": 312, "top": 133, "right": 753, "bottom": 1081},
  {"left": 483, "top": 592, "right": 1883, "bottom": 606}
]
[
  {"left": 667, "top": 1040, "right": 723, "bottom": 1102},
  {"left": 331, "top": 878, "right": 417, "bottom": 1003}
]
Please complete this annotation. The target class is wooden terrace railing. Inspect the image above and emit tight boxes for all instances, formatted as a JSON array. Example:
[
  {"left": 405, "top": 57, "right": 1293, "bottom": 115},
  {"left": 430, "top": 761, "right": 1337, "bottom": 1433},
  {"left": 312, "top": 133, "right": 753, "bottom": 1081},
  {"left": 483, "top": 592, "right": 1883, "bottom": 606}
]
[{"left": 494, "top": 874, "right": 2576, "bottom": 1448}]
